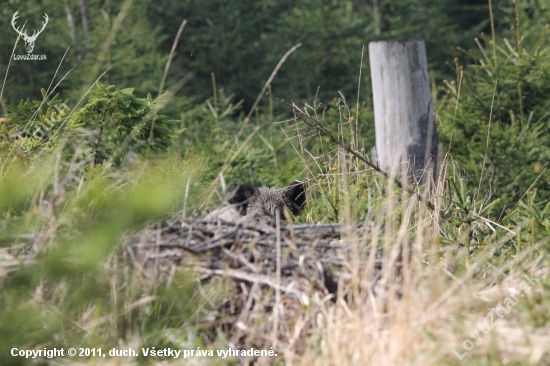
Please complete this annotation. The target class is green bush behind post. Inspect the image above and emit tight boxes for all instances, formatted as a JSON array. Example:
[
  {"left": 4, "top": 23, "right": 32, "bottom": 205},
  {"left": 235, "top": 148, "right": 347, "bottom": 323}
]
[{"left": 438, "top": 15, "right": 550, "bottom": 224}]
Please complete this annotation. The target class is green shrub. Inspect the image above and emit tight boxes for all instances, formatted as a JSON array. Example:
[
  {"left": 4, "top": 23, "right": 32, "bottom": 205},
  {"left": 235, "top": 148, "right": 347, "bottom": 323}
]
[
  {"left": 72, "top": 83, "right": 176, "bottom": 167},
  {"left": 438, "top": 22, "right": 550, "bottom": 214}
]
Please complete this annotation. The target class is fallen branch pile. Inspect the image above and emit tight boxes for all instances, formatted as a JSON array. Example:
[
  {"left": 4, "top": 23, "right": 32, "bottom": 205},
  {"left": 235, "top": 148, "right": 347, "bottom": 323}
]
[{"left": 126, "top": 219, "right": 395, "bottom": 360}]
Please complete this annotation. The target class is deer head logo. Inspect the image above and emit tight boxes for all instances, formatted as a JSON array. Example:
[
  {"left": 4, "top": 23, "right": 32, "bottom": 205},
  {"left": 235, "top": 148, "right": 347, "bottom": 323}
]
[{"left": 11, "top": 11, "right": 49, "bottom": 54}]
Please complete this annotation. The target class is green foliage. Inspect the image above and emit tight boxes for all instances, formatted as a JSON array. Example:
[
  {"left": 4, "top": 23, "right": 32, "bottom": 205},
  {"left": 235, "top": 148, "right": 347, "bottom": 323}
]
[
  {"left": 146, "top": 0, "right": 488, "bottom": 109},
  {"left": 0, "top": 0, "right": 168, "bottom": 106},
  {"left": 509, "top": 189, "right": 550, "bottom": 247},
  {"left": 72, "top": 83, "right": 176, "bottom": 166},
  {"left": 0, "top": 158, "right": 205, "bottom": 365},
  {"left": 438, "top": 16, "right": 550, "bottom": 213},
  {"left": 178, "top": 88, "right": 305, "bottom": 189},
  {"left": 1, "top": 0, "right": 489, "bottom": 111},
  {"left": 1, "top": 91, "right": 70, "bottom": 155}
]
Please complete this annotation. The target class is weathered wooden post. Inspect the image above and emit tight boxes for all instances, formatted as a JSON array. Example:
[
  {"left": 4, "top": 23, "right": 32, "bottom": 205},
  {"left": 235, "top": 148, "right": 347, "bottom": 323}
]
[{"left": 368, "top": 40, "right": 438, "bottom": 185}]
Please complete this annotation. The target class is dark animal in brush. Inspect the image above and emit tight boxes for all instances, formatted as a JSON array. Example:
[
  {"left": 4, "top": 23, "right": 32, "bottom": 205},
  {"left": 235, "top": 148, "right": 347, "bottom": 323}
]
[{"left": 205, "top": 181, "right": 306, "bottom": 228}]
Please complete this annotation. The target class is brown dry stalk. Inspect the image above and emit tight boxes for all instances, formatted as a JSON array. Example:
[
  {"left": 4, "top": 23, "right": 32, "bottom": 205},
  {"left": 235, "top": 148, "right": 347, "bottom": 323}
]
[{"left": 268, "top": 92, "right": 448, "bottom": 219}]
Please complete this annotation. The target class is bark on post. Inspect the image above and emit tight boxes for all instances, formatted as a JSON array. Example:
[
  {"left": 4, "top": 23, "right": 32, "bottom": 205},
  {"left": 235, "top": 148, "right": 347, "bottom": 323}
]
[{"left": 368, "top": 40, "right": 438, "bottom": 185}]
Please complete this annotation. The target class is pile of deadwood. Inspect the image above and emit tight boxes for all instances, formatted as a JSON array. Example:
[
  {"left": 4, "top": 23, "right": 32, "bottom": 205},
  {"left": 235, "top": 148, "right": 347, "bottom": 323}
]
[{"left": 126, "top": 218, "right": 402, "bottom": 361}]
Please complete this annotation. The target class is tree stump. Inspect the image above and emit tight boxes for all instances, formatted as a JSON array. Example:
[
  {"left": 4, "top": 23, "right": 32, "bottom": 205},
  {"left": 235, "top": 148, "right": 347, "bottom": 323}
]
[{"left": 368, "top": 39, "right": 439, "bottom": 185}]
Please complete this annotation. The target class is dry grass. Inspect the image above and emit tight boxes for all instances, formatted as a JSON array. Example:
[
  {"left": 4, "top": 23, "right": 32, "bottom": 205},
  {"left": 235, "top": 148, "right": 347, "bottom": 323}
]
[{"left": 113, "top": 116, "right": 549, "bottom": 365}]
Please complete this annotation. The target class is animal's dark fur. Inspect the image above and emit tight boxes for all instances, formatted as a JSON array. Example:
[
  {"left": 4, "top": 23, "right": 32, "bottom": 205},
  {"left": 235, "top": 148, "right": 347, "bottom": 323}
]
[{"left": 205, "top": 180, "right": 306, "bottom": 228}]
